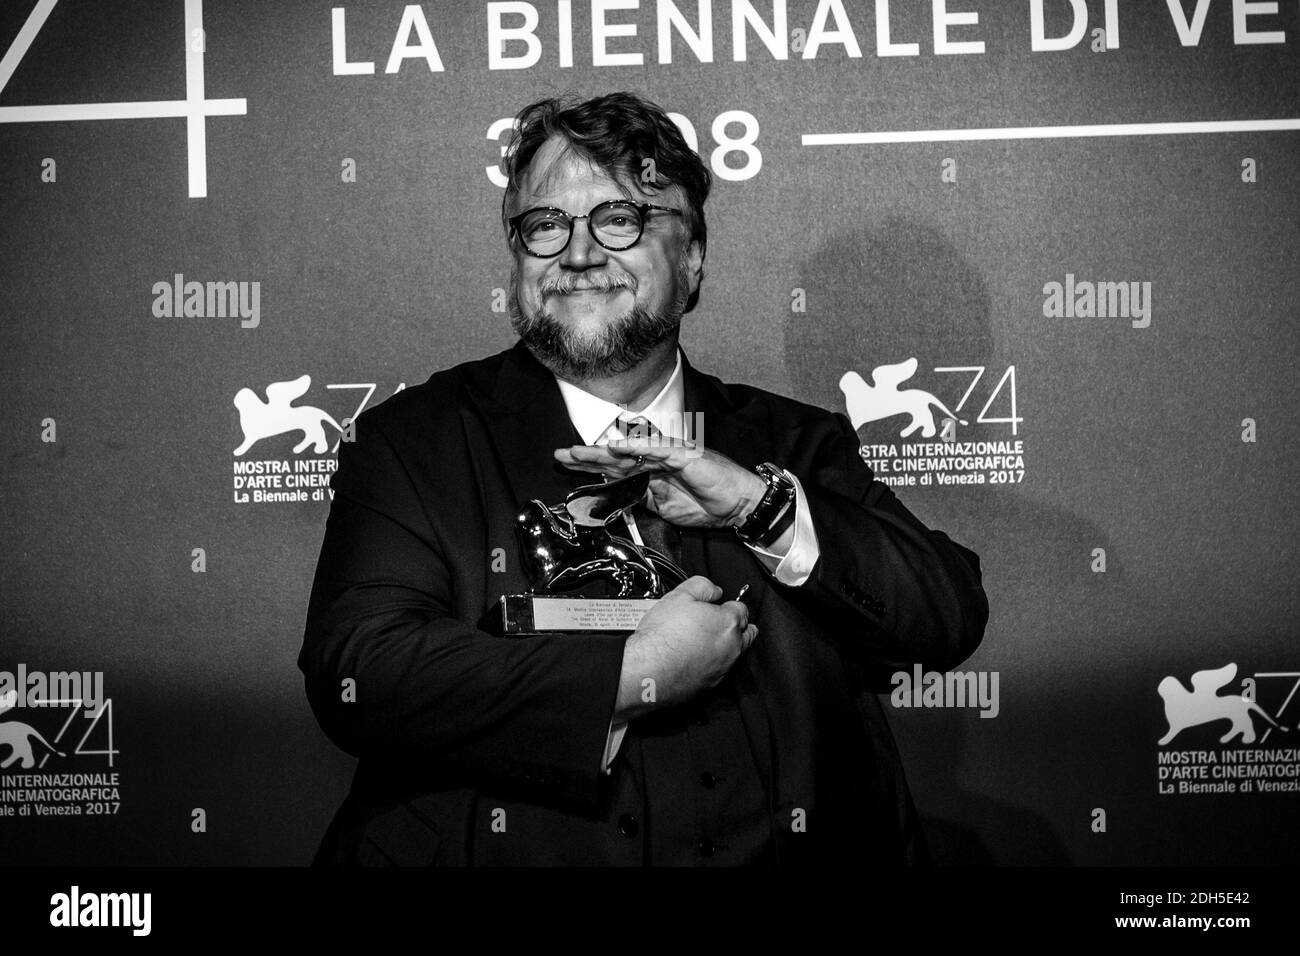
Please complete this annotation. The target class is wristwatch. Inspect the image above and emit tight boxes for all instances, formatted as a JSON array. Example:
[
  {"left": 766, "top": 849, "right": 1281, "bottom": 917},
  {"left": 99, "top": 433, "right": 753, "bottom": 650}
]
[{"left": 734, "top": 463, "right": 797, "bottom": 548}]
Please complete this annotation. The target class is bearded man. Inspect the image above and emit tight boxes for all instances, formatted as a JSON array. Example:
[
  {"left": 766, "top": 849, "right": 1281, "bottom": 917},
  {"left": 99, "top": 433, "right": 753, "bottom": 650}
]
[{"left": 299, "top": 91, "right": 988, "bottom": 866}]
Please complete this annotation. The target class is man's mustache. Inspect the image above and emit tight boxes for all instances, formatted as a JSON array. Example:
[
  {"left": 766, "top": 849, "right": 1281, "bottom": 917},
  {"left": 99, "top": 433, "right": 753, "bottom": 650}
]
[{"left": 540, "top": 273, "right": 638, "bottom": 299}]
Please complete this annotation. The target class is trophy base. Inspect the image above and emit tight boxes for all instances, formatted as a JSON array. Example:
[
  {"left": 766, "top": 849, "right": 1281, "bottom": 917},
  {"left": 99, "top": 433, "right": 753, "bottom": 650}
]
[{"left": 490, "top": 594, "right": 658, "bottom": 635}]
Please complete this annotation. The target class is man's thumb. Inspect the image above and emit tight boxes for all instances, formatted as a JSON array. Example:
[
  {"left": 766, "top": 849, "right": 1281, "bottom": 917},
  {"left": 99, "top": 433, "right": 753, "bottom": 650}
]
[{"left": 670, "top": 575, "right": 723, "bottom": 603}]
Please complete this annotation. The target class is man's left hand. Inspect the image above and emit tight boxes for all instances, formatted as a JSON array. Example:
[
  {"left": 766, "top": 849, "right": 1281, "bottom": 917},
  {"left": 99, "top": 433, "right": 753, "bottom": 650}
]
[{"left": 554, "top": 438, "right": 767, "bottom": 529}]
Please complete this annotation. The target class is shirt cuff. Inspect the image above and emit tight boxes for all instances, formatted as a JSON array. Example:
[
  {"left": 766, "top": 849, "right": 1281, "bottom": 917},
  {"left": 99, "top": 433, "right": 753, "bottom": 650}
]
[{"left": 744, "top": 471, "right": 820, "bottom": 586}]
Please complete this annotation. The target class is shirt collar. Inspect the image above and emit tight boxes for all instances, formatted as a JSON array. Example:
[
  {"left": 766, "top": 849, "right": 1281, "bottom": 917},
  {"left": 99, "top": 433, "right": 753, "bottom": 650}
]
[{"left": 553, "top": 349, "right": 686, "bottom": 445}]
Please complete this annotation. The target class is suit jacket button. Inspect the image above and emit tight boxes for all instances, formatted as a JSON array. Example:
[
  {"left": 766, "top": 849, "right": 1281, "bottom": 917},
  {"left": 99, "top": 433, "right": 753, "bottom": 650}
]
[
  {"left": 695, "top": 837, "right": 717, "bottom": 857},
  {"left": 699, "top": 772, "right": 718, "bottom": 789},
  {"left": 617, "top": 813, "right": 639, "bottom": 838}
]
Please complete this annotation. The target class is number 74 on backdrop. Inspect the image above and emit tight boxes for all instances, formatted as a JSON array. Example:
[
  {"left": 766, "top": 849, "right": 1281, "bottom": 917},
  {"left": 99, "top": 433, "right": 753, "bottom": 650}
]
[{"left": 0, "top": 0, "right": 246, "bottom": 199}]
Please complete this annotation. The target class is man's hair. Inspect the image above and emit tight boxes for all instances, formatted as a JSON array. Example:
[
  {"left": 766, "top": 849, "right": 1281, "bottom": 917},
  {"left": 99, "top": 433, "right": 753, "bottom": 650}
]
[{"left": 501, "top": 92, "right": 712, "bottom": 256}]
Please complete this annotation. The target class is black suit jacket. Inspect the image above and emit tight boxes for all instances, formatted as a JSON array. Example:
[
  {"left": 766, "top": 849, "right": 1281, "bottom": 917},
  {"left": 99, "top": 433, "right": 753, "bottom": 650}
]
[{"left": 299, "top": 341, "right": 988, "bottom": 865}]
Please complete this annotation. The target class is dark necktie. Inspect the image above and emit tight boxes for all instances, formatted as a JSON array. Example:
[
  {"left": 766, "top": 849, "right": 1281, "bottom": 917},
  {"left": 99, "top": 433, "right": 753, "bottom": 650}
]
[{"left": 615, "top": 416, "right": 683, "bottom": 570}]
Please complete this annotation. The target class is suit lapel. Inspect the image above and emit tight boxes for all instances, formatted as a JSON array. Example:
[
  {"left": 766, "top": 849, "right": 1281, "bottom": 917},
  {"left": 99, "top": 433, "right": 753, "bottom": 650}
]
[
  {"left": 461, "top": 341, "right": 588, "bottom": 513},
  {"left": 678, "top": 351, "right": 768, "bottom": 595}
]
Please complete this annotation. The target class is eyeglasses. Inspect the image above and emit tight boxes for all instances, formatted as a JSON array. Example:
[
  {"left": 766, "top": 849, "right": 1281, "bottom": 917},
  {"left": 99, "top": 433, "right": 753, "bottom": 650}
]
[{"left": 508, "top": 200, "right": 683, "bottom": 258}]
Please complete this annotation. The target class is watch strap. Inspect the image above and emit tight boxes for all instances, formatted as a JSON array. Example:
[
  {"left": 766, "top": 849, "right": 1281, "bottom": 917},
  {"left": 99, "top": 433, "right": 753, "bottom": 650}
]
[{"left": 735, "top": 463, "right": 796, "bottom": 545}]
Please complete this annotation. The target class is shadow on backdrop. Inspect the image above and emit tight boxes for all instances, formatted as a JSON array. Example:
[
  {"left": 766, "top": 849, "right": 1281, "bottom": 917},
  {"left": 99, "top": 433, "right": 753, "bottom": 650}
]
[{"left": 786, "top": 219, "right": 1123, "bottom": 865}]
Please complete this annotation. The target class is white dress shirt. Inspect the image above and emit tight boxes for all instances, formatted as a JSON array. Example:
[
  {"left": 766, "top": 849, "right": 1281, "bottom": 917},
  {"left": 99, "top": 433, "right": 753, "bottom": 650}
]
[{"left": 550, "top": 349, "right": 822, "bottom": 771}]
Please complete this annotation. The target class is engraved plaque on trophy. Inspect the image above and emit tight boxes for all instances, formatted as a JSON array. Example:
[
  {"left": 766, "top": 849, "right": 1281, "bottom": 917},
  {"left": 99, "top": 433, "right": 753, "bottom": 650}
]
[{"left": 488, "top": 472, "right": 686, "bottom": 636}]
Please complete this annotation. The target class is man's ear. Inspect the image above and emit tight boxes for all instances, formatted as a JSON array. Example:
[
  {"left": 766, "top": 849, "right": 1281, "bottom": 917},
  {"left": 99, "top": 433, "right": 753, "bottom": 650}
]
[{"left": 684, "top": 239, "right": 704, "bottom": 295}]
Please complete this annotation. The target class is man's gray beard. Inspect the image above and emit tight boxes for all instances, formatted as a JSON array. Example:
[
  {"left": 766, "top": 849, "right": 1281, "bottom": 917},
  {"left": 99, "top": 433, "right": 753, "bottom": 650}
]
[{"left": 508, "top": 267, "right": 689, "bottom": 381}]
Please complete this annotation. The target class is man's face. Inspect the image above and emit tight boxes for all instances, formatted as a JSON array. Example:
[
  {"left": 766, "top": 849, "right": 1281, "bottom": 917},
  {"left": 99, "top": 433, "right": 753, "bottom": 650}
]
[{"left": 507, "top": 135, "right": 703, "bottom": 380}]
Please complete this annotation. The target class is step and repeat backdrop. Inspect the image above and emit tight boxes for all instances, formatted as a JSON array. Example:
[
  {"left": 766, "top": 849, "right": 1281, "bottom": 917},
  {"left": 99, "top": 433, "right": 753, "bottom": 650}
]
[{"left": 1, "top": 0, "right": 1296, "bottom": 866}]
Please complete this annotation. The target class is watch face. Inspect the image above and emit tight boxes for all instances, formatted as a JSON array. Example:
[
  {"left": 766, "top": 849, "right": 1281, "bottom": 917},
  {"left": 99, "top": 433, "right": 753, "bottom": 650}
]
[{"left": 759, "top": 463, "right": 794, "bottom": 493}]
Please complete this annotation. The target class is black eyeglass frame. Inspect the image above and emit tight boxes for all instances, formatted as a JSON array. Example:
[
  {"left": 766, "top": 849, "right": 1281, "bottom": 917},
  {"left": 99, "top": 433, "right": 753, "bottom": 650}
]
[{"left": 507, "top": 200, "right": 684, "bottom": 258}]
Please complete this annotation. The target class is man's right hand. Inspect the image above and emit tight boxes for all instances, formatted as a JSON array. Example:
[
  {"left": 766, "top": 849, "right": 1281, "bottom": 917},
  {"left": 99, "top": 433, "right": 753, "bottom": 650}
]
[{"left": 612, "top": 576, "right": 758, "bottom": 722}]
